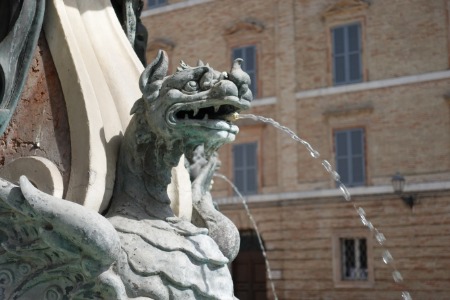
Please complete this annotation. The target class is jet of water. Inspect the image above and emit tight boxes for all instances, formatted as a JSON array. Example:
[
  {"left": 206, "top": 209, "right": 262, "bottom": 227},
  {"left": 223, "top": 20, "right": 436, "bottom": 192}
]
[
  {"left": 236, "top": 113, "right": 411, "bottom": 300},
  {"left": 214, "top": 173, "right": 279, "bottom": 300}
]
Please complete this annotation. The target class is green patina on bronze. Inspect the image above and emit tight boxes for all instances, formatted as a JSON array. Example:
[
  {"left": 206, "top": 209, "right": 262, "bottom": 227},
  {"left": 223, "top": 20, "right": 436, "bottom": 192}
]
[
  {"left": 0, "top": 51, "right": 252, "bottom": 299},
  {"left": 0, "top": 0, "right": 45, "bottom": 135}
]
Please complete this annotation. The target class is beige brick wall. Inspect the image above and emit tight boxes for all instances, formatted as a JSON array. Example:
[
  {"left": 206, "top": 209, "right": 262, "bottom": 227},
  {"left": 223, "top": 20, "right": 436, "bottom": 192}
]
[
  {"left": 221, "top": 190, "right": 450, "bottom": 300},
  {"left": 296, "top": 78, "right": 450, "bottom": 190},
  {"left": 142, "top": 0, "right": 450, "bottom": 298},
  {"left": 295, "top": 0, "right": 449, "bottom": 91}
]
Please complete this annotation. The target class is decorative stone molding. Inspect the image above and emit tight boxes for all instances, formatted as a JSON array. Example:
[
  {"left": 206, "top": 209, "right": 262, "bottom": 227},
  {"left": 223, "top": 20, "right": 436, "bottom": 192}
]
[
  {"left": 322, "top": 0, "right": 370, "bottom": 20},
  {"left": 141, "top": 0, "right": 213, "bottom": 17},
  {"left": 0, "top": 156, "right": 64, "bottom": 198},
  {"left": 323, "top": 102, "right": 374, "bottom": 120},
  {"left": 224, "top": 18, "right": 265, "bottom": 36},
  {"left": 43, "top": 0, "right": 192, "bottom": 213},
  {"left": 296, "top": 70, "right": 450, "bottom": 100}
]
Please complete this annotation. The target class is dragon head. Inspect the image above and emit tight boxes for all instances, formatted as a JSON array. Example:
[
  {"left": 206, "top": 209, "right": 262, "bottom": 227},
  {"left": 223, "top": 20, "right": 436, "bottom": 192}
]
[{"left": 132, "top": 50, "right": 252, "bottom": 156}]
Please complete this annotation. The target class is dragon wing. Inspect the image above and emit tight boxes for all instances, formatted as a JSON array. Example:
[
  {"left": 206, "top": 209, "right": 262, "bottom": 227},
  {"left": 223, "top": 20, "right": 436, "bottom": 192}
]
[{"left": 0, "top": 176, "right": 127, "bottom": 299}]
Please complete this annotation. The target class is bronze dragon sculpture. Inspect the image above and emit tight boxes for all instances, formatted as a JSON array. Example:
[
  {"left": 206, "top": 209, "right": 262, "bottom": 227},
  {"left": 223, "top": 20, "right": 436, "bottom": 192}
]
[{"left": 0, "top": 50, "right": 252, "bottom": 299}]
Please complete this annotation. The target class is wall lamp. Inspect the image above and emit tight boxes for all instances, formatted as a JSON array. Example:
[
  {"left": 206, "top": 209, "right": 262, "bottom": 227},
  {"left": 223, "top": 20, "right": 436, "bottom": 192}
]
[{"left": 391, "top": 172, "right": 417, "bottom": 208}]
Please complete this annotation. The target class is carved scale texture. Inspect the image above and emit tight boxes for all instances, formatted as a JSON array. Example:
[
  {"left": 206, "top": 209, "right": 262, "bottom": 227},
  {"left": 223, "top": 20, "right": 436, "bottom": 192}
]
[
  {"left": 0, "top": 177, "right": 126, "bottom": 300},
  {"left": 109, "top": 216, "right": 235, "bottom": 300}
]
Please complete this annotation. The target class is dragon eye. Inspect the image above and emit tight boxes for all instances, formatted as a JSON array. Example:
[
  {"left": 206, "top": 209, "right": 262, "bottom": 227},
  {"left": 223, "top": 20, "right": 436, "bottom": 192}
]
[{"left": 183, "top": 81, "right": 199, "bottom": 93}]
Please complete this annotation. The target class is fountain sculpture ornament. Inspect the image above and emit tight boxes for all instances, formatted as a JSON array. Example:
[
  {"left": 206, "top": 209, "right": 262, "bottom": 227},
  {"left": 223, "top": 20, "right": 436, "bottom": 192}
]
[{"left": 0, "top": 50, "right": 252, "bottom": 299}]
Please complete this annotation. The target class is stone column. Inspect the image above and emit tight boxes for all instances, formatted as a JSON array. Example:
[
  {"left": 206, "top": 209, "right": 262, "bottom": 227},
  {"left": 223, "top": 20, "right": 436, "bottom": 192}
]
[{"left": 275, "top": 0, "right": 298, "bottom": 192}]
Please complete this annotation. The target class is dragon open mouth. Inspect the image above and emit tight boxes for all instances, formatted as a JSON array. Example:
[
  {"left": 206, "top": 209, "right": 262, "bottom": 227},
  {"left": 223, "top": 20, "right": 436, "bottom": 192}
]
[
  {"left": 167, "top": 98, "right": 248, "bottom": 133},
  {"left": 175, "top": 104, "right": 237, "bottom": 121}
]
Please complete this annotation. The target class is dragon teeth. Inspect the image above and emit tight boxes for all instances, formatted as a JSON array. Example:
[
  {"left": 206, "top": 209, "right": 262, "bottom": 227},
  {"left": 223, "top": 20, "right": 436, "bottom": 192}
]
[
  {"left": 193, "top": 108, "right": 199, "bottom": 116},
  {"left": 184, "top": 114, "right": 189, "bottom": 120},
  {"left": 214, "top": 105, "right": 220, "bottom": 113},
  {"left": 203, "top": 114, "right": 209, "bottom": 120}
]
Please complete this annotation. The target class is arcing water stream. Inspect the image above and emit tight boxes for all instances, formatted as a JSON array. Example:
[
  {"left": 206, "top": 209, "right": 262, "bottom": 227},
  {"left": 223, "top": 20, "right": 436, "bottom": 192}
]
[
  {"left": 214, "top": 173, "right": 279, "bottom": 300},
  {"left": 222, "top": 113, "right": 412, "bottom": 300}
]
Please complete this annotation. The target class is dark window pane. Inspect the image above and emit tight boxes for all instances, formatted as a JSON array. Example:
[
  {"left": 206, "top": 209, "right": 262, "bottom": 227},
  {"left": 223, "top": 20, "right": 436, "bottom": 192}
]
[
  {"left": 233, "top": 142, "right": 258, "bottom": 195},
  {"left": 246, "top": 143, "right": 257, "bottom": 167},
  {"left": 351, "top": 129, "right": 363, "bottom": 155},
  {"left": 337, "top": 158, "right": 349, "bottom": 183},
  {"left": 349, "top": 53, "right": 361, "bottom": 82},
  {"left": 348, "top": 24, "right": 360, "bottom": 52},
  {"left": 335, "top": 129, "right": 365, "bottom": 186},
  {"left": 352, "top": 156, "right": 364, "bottom": 184},
  {"left": 336, "top": 132, "right": 348, "bottom": 156},
  {"left": 245, "top": 46, "right": 255, "bottom": 70},
  {"left": 234, "top": 145, "right": 244, "bottom": 166},
  {"left": 233, "top": 48, "right": 243, "bottom": 61},
  {"left": 334, "top": 56, "right": 346, "bottom": 84},
  {"left": 359, "top": 239, "right": 367, "bottom": 268},
  {"left": 333, "top": 27, "right": 345, "bottom": 54},
  {"left": 332, "top": 23, "right": 362, "bottom": 85},
  {"left": 341, "top": 237, "right": 368, "bottom": 281},
  {"left": 246, "top": 168, "right": 257, "bottom": 193},
  {"left": 234, "top": 169, "right": 245, "bottom": 191},
  {"left": 148, "top": 0, "right": 166, "bottom": 8}
]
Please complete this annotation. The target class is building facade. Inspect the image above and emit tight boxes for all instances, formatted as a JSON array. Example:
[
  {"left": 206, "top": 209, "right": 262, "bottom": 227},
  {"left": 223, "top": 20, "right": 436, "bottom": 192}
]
[{"left": 142, "top": 0, "right": 450, "bottom": 299}]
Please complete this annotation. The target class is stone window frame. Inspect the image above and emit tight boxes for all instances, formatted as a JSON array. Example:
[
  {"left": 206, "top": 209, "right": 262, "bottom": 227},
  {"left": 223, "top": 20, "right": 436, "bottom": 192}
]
[
  {"left": 323, "top": 9, "right": 368, "bottom": 87},
  {"left": 332, "top": 230, "right": 374, "bottom": 288},
  {"left": 224, "top": 19, "right": 265, "bottom": 99},
  {"left": 333, "top": 127, "right": 366, "bottom": 187},
  {"left": 231, "top": 45, "right": 258, "bottom": 97},
  {"left": 225, "top": 125, "right": 264, "bottom": 196},
  {"left": 227, "top": 42, "right": 261, "bottom": 99},
  {"left": 330, "top": 22, "right": 363, "bottom": 85},
  {"left": 232, "top": 141, "right": 258, "bottom": 195}
]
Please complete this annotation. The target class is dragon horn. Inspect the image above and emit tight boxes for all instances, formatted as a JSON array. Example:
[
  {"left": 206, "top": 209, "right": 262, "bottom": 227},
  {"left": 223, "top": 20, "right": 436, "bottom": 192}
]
[{"left": 139, "top": 50, "right": 168, "bottom": 93}]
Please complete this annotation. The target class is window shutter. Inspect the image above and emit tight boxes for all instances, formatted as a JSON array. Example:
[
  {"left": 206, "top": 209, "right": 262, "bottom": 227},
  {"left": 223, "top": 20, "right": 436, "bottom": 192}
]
[
  {"left": 332, "top": 23, "right": 362, "bottom": 85},
  {"left": 233, "top": 142, "right": 258, "bottom": 195},
  {"left": 246, "top": 143, "right": 257, "bottom": 194},
  {"left": 335, "top": 131, "right": 350, "bottom": 184},
  {"left": 335, "top": 129, "right": 365, "bottom": 186}
]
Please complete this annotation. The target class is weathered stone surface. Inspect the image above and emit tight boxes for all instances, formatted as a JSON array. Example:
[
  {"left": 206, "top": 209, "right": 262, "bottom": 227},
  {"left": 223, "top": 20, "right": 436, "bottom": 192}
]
[
  {"left": 0, "top": 33, "right": 71, "bottom": 195},
  {"left": 0, "top": 50, "right": 252, "bottom": 299}
]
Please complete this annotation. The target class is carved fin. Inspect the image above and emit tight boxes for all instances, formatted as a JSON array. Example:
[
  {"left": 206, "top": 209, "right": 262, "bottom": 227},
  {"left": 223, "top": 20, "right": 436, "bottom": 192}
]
[{"left": 139, "top": 50, "right": 168, "bottom": 93}]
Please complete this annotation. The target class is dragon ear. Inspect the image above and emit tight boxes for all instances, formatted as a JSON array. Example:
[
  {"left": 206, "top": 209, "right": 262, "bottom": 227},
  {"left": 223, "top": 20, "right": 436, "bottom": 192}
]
[
  {"left": 130, "top": 98, "right": 145, "bottom": 115},
  {"left": 139, "top": 50, "right": 168, "bottom": 93}
]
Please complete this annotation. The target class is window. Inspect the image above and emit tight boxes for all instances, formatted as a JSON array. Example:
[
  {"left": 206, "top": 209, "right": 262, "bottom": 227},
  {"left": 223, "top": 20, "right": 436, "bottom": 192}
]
[
  {"left": 341, "top": 237, "right": 368, "bottom": 280},
  {"left": 232, "top": 45, "right": 257, "bottom": 97},
  {"left": 331, "top": 23, "right": 362, "bottom": 85},
  {"left": 334, "top": 128, "right": 365, "bottom": 186},
  {"left": 233, "top": 142, "right": 258, "bottom": 195},
  {"left": 147, "top": 0, "right": 166, "bottom": 9},
  {"left": 332, "top": 232, "right": 373, "bottom": 288}
]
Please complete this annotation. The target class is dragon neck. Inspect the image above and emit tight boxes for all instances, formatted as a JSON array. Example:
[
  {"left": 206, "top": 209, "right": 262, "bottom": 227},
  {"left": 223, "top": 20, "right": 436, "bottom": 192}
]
[{"left": 110, "top": 113, "right": 184, "bottom": 220}]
